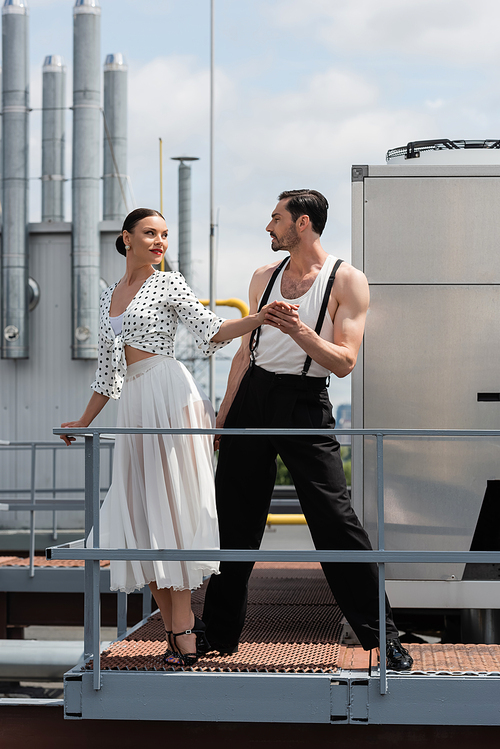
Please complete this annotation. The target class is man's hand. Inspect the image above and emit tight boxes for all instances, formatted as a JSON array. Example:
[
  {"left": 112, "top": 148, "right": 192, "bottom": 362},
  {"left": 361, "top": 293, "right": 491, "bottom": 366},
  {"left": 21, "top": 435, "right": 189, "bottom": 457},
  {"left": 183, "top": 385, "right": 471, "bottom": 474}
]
[{"left": 263, "top": 301, "right": 301, "bottom": 335}]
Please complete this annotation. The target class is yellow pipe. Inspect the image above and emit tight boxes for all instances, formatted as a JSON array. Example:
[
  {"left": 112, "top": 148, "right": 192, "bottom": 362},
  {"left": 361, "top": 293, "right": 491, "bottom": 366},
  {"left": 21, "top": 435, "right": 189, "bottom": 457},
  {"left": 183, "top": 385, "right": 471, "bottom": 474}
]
[
  {"left": 266, "top": 514, "right": 307, "bottom": 526},
  {"left": 200, "top": 298, "right": 249, "bottom": 317}
]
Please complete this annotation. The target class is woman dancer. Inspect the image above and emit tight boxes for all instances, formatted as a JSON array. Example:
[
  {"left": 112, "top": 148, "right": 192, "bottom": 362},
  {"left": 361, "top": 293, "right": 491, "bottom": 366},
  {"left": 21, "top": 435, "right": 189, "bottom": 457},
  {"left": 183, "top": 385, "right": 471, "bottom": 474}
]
[{"left": 61, "top": 208, "right": 279, "bottom": 666}]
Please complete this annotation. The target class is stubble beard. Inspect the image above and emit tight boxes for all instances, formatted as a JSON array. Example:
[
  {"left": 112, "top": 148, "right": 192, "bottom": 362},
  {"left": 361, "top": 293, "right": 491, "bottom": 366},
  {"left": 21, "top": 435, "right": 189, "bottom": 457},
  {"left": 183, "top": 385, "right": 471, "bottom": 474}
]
[{"left": 271, "top": 224, "right": 300, "bottom": 253}]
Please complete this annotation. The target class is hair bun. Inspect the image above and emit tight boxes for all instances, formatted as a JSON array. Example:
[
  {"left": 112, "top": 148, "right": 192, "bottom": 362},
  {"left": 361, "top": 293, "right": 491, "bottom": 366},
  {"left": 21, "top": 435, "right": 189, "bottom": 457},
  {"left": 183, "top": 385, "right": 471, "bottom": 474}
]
[{"left": 115, "top": 234, "right": 127, "bottom": 257}]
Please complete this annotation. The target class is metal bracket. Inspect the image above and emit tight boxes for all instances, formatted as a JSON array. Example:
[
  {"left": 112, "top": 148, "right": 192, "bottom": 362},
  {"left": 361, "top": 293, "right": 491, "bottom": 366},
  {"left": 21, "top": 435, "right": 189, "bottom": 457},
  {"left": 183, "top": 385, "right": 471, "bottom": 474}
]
[
  {"left": 352, "top": 165, "right": 369, "bottom": 182},
  {"left": 64, "top": 674, "right": 83, "bottom": 719}
]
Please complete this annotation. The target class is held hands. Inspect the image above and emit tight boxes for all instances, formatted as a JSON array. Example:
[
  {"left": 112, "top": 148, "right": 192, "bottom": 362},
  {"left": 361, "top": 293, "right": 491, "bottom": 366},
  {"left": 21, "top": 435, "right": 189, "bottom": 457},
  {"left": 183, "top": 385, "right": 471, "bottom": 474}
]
[
  {"left": 262, "top": 300, "right": 301, "bottom": 335},
  {"left": 214, "top": 411, "right": 226, "bottom": 452},
  {"left": 60, "top": 420, "right": 88, "bottom": 446}
]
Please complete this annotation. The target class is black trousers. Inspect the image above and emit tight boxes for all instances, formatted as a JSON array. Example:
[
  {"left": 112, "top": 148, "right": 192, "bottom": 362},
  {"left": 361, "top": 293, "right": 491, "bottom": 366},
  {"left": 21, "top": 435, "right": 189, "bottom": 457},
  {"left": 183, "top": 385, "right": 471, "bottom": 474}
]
[{"left": 203, "top": 365, "right": 399, "bottom": 650}]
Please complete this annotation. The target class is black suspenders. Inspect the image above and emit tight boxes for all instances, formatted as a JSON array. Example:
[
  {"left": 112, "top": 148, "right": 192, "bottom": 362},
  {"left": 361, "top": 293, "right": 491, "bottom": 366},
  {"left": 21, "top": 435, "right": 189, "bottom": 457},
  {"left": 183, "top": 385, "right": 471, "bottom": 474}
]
[
  {"left": 249, "top": 257, "right": 344, "bottom": 376},
  {"left": 301, "top": 258, "right": 343, "bottom": 377},
  {"left": 249, "top": 257, "right": 289, "bottom": 365}
]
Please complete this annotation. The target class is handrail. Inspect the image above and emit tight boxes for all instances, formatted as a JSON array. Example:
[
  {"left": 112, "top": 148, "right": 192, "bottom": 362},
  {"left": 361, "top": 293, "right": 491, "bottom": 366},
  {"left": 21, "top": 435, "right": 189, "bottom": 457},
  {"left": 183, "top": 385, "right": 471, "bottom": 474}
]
[
  {"left": 0, "top": 440, "right": 114, "bottom": 576},
  {"left": 49, "top": 426, "right": 500, "bottom": 695}
]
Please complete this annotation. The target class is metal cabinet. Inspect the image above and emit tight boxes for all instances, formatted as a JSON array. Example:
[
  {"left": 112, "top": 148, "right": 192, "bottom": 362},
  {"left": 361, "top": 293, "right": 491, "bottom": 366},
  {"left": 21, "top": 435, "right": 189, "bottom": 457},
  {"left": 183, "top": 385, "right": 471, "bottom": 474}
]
[{"left": 351, "top": 165, "right": 500, "bottom": 583}]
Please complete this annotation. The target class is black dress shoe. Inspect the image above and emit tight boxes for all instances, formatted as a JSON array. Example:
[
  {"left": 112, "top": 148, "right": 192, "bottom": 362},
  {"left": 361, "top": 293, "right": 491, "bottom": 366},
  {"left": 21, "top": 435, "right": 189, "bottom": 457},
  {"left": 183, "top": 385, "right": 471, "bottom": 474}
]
[
  {"left": 198, "top": 639, "right": 239, "bottom": 656},
  {"left": 386, "top": 638, "right": 413, "bottom": 671}
]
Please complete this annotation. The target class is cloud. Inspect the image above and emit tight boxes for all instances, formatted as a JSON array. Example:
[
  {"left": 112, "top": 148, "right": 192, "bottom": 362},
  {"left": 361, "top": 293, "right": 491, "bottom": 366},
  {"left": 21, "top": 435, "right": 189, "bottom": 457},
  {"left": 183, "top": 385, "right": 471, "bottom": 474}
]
[{"left": 267, "top": 0, "right": 500, "bottom": 66}]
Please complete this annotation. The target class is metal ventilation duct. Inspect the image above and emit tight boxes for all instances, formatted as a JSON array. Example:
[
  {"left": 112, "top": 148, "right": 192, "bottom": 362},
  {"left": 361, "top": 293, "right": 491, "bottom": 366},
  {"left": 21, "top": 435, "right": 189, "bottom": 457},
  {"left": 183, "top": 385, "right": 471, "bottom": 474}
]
[
  {"left": 42, "top": 55, "right": 66, "bottom": 222},
  {"left": 1, "top": 0, "right": 29, "bottom": 359},
  {"left": 386, "top": 139, "right": 500, "bottom": 165},
  {"left": 72, "top": 0, "right": 101, "bottom": 359},
  {"left": 103, "top": 53, "right": 128, "bottom": 221}
]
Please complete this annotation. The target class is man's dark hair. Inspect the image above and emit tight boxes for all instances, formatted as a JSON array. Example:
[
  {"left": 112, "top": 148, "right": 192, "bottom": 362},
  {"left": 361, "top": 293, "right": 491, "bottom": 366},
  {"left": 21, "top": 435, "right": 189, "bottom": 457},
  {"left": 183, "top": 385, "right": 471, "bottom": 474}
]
[{"left": 278, "top": 189, "right": 328, "bottom": 236}]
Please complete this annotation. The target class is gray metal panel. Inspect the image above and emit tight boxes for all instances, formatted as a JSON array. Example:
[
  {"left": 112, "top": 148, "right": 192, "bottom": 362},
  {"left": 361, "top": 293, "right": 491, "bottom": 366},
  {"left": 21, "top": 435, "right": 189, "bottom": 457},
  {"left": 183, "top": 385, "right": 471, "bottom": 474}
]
[
  {"left": 350, "top": 178, "right": 365, "bottom": 519},
  {"left": 0, "top": 567, "right": 111, "bottom": 592},
  {"left": 366, "top": 164, "right": 500, "bottom": 179},
  {"left": 364, "top": 177, "right": 500, "bottom": 284},
  {"left": 66, "top": 668, "right": 500, "bottom": 725},
  {"left": 99, "top": 224, "right": 124, "bottom": 288},
  {"left": 65, "top": 674, "right": 83, "bottom": 718},
  {"left": 363, "top": 285, "right": 500, "bottom": 580},
  {"left": 77, "top": 671, "right": 333, "bottom": 723},
  {"left": 367, "top": 676, "right": 500, "bottom": 726},
  {"left": 0, "top": 227, "right": 119, "bottom": 530},
  {"left": 386, "top": 580, "right": 500, "bottom": 609}
]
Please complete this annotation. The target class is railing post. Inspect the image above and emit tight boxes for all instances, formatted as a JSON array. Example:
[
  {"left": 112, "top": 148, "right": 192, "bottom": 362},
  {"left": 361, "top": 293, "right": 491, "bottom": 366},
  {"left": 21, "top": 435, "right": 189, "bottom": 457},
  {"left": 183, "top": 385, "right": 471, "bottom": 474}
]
[
  {"left": 142, "top": 587, "right": 152, "bottom": 619},
  {"left": 51, "top": 445, "right": 58, "bottom": 541},
  {"left": 376, "top": 433, "right": 387, "bottom": 695},
  {"left": 117, "top": 592, "right": 128, "bottom": 638},
  {"left": 84, "top": 433, "right": 101, "bottom": 691},
  {"left": 29, "top": 444, "right": 36, "bottom": 578}
]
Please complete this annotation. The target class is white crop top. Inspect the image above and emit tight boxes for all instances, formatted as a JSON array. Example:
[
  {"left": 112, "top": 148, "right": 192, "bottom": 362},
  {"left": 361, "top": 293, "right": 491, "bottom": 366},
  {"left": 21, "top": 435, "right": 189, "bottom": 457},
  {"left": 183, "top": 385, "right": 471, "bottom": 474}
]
[
  {"left": 254, "top": 255, "right": 337, "bottom": 377},
  {"left": 91, "top": 270, "right": 229, "bottom": 400},
  {"left": 109, "top": 312, "right": 124, "bottom": 336}
]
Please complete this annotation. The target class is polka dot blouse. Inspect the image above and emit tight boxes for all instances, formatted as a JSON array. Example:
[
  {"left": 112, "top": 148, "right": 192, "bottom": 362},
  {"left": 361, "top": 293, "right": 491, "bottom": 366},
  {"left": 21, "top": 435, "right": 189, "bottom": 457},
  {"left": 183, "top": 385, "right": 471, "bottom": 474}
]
[{"left": 91, "top": 271, "right": 229, "bottom": 400}]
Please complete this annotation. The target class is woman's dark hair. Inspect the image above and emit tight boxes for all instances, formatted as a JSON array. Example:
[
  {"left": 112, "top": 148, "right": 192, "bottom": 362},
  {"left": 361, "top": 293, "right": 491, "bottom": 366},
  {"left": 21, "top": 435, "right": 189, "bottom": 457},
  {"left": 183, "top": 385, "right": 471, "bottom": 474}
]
[
  {"left": 115, "top": 208, "right": 165, "bottom": 256},
  {"left": 278, "top": 189, "right": 328, "bottom": 236}
]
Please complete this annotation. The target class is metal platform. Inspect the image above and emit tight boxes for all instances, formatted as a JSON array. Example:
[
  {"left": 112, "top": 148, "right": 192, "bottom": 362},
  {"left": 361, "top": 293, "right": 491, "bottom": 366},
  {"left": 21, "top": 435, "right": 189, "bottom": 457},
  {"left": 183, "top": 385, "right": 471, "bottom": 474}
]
[
  {"left": 63, "top": 563, "right": 500, "bottom": 725},
  {"left": 0, "top": 557, "right": 150, "bottom": 636}
]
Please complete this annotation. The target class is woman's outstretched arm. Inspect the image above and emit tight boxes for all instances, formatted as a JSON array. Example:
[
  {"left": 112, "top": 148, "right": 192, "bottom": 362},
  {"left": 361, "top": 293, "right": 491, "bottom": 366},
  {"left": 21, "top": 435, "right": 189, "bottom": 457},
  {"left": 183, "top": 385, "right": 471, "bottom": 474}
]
[{"left": 60, "top": 391, "right": 109, "bottom": 446}]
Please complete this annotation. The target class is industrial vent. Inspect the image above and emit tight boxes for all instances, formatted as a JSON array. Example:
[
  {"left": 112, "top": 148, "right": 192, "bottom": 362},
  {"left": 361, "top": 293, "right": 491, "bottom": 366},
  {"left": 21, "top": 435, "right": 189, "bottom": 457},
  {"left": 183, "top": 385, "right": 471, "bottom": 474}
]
[{"left": 386, "top": 139, "right": 500, "bottom": 165}]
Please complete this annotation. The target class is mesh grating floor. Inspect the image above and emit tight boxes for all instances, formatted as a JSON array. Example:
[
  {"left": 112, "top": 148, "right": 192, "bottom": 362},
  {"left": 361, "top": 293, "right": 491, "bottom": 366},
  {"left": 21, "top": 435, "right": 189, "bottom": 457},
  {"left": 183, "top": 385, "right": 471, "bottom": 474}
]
[
  {"left": 0, "top": 556, "right": 110, "bottom": 568},
  {"left": 84, "top": 562, "right": 500, "bottom": 676},
  {"left": 92, "top": 564, "right": 345, "bottom": 674},
  {"left": 408, "top": 643, "right": 500, "bottom": 674}
]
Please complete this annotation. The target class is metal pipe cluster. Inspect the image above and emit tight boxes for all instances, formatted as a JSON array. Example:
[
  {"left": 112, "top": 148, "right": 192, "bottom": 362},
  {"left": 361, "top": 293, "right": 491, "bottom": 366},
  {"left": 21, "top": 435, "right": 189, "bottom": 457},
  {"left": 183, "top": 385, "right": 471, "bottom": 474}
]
[
  {"left": 0, "top": 0, "right": 129, "bottom": 361},
  {"left": 1, "top": 0, "right": 29, "bottom": 359}
]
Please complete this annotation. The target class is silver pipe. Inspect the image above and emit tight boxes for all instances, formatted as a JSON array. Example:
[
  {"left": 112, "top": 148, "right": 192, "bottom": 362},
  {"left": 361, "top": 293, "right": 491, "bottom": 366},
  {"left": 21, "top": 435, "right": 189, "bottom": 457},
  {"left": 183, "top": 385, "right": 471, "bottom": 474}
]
[
  {"left": 103, "top": 52, "right": 128, "bottom": 220},
  {"left": 209, "top": 0, "right": 216, "bottom": 404},
  {"left": 41, "top": 55, "right": 66, "bottom": 222},
  {"left": 1, "top": 0, "right": 29, "bottom": 359},
  {"left": 0, "top": 65, "right": 3, "bottom": 225},
  {"left": 0, "top": 640, "right": 110, "bottom": 680},
  {"left": 72, "top": 0, "right": 101, "bottom": 359},
  {"left": 171, "top": 156, "right": 198, "bottom": 286}
]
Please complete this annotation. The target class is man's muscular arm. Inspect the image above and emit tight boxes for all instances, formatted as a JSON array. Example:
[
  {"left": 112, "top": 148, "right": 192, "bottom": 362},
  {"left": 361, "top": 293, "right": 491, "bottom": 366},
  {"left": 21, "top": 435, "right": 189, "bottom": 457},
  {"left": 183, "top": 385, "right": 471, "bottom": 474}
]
[{"left": 264, "top": 263, "right": 369, "bottom": 378}]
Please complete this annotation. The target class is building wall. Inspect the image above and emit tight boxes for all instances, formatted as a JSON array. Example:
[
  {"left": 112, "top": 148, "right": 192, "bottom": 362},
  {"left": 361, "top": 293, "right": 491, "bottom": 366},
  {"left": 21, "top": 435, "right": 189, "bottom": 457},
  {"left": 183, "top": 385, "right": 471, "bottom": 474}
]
[{"left": 0, "top": 222, "right": 124, "bottom": 529}]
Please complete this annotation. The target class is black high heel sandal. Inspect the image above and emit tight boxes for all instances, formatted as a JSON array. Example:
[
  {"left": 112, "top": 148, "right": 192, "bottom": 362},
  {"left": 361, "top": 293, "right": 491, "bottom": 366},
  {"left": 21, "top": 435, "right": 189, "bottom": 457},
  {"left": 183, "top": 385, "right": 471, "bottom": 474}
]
[
  {"left": 163, "top": 630, "right": 181, "bottom": 665},
  {"left": 171, "top": 615, "right": 211, "bottom": 667}
]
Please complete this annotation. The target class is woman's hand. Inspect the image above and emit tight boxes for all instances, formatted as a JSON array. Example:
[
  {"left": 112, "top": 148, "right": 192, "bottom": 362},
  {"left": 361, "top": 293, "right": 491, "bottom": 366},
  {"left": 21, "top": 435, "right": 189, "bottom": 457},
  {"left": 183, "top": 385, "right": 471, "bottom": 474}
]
[
  {"left": 59, "top": 393, "right": 109, "bottom": 446},
  {"left": 214, "top": 411, "right": 226, "bottom": 452},
  {"left": 60, "top": 420, "right": 88, "bottom": 446}
]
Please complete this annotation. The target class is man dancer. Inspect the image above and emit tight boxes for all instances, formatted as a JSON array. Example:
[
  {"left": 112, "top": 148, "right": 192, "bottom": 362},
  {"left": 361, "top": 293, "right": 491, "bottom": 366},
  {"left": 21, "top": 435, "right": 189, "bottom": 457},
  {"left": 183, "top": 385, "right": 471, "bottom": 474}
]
[{"left": 203, "top": 189, "right": 412, "bottom": 671}]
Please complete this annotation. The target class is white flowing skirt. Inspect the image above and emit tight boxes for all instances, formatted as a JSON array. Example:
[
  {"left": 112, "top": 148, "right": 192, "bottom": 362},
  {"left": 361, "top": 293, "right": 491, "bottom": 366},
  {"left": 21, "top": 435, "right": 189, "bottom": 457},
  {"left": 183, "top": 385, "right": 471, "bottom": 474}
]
[{"left": 91, "top": 355, "right": 220, "bottom": 594}]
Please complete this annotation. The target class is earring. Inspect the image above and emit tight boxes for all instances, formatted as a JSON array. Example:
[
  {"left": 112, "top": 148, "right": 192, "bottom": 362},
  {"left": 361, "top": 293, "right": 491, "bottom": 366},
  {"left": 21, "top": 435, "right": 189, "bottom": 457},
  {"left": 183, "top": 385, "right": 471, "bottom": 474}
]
[{"left": 125, "top": 245, "right": 130, "bottom": 250}]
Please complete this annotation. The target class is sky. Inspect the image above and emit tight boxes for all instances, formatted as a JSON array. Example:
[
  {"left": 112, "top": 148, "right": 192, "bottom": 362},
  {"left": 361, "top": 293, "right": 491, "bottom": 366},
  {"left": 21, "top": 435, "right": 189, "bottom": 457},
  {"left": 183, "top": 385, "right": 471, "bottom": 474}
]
[{"left": 21, "top": 0, "right": 500, "bottom": 406}]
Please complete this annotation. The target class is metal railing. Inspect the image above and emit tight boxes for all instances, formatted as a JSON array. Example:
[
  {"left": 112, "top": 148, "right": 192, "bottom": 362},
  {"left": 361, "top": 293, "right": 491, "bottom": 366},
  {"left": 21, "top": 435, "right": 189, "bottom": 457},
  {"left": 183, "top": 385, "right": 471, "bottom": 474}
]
[
  {"left": 49, "top": 426, "right": 500, "bottom": 696},
  {"left": 0, "top": 440, "right": 114, "bottom": 576}
]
